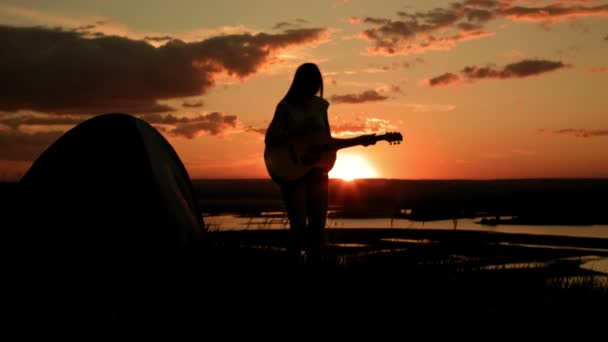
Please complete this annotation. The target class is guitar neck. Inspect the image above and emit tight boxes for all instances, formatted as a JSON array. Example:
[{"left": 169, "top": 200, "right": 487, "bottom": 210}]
[
  {"left": 318, "top": 135, "right": 376, "bottom": 152},
  {"left": 265, "top": 131, "right": 401, "bottom": 182}
]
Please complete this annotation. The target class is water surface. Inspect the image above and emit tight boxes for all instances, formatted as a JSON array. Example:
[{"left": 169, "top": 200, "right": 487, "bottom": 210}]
[{"left": 204, "top": 213, "right": 608, "bottom": 239}]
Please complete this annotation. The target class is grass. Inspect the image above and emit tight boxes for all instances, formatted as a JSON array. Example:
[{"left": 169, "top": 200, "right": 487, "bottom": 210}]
[
  {"left": 7, "top": 220, "right": 607, "bottom": 335},
  {"left": 6, "top": 177, "right": 608, "bottom": 337},
  {"left": 108, "top": 227, "right": 607, "bottom": 334}
]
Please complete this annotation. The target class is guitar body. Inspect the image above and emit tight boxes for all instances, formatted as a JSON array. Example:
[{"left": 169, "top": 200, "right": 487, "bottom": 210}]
[
  {"left": 264, "top": 131, "right": 402, "bottom": 183},
  {"left": 264, "top": 135, "right": 337, "bottom": 182}
]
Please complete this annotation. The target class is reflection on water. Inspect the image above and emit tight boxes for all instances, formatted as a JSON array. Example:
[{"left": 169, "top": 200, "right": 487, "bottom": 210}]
[
  {"left": 203, "top": 213, "right": 608, "bottom": 239},
  {"left": 480, "top": 261, "right": 550, "bottom": 271},
  {"left": 580, "top": 258, "right": 608, "bottom": 274},
  {"left": 380, "top": 238, "right": 435, "bottom": 245},
  {"left": 497, "top": 242, "right": 608, "bottom": 254},
  {"left": 331, "top": 243, "right": 368, "bottom": 248}
]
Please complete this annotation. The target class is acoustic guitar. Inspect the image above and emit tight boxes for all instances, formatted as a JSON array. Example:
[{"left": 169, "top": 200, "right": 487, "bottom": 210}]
[{"left": 264, "top": 132, "right": 403, "bottom": 182}]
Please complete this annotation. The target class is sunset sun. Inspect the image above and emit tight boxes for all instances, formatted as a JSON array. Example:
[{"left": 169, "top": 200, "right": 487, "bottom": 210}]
[{"left": 329, "top": 153, "right": 378, "bottom": 181}]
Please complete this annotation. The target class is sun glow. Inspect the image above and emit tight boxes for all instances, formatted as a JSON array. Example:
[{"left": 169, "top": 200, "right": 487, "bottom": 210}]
[{"left": 328, "top": 153, "right": 379, "bottom": 181}]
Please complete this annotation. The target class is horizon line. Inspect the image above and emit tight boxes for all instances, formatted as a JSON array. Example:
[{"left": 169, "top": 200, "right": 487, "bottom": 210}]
[{"left": 190, "top": 177, "right": 608, "bottom": 181}]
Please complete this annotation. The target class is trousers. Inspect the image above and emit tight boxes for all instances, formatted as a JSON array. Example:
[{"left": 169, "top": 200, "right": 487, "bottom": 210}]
[{"left": 279, "top": 168, "right": 329, "bottom": 244}]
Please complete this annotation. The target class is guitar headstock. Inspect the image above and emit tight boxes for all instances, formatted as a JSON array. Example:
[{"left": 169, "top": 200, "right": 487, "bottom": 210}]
[{"left": 380, "top": 131, "right": 403, "bottom": 145}]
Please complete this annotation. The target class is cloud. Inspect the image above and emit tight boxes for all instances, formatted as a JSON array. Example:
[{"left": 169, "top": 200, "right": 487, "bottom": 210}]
[
  {"left": 428, "top": 73, "right": 461, "bottom": 87},
  {"left": 144, "top": 35, "right": 173, "bottom": 42},
  {"left": 331, "top": 117, "right": 396, "bottom": 136},
  {"left": 248, "top": 116, "right": 398, "bottom": 137},
  {"left": 0, "top": 25, "right": 330, "bottom": 115},
  {"left": 272, "top": 19, "right": 310, "bottom": 30},
  {"left": 0, "top": 111, "right": 239, "bottom": 162},
  {"left": 144, "top": 112, "right": 238, "bottom": 139},
  {"left": 403, "top": 103, "right": 456, "bottom": 112},
  {"left": 353, "top": 1, "right": 608, "bottom": 55},
  {"left": 427, "top": 59, "right": 569, "bottom": 86},
  {"left": 245, "top": 126, "right": 268, "bottom": 135},
  {"left": 0, "top": 129, "right": 64, "bottom": 161},
  {"left": 552, "top": 128, "right": 608, "bottom": 138},
  {"left": 330, "top": 90, "right": 389, "bottom": 104},
  {"left": 587, "top": 67, "right": 608, "bottom": 74},
  {"left": 361, "top": 58, "right": 425, "bottom": 72},
  {"left": 605, "top": 34, "right": 608, "bottom": 41},
  {"left": 503, "top": 3, "right": 608, "bottom": 23},
  {"left": 236, "top": 110, "right": 407, "bottom": 137},
  {"left": 387, "top": 85, "right": 404, "bottom": 94},
  {"left": 353, "top": 1, "right": 497, "bottom": 55},
  {"left": 465, "top": 59, "right": 568, "bottom": 77},
  {"left": 0, "top": 114, "right": 83, "bottom": 129},
  {"left": 182, "top": 100, "right": 204, "bottom": 108}
]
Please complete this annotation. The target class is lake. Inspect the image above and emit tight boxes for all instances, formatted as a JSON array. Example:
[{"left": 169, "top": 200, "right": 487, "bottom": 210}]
[
  {"left": 203, "top": 213, "right": 608, "bottom": 239},
  {"left": 205, "top": 212, "right": 608, "bottom": 275}
]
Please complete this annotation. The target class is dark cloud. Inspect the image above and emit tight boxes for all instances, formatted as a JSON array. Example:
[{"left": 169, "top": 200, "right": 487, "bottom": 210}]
[
  {"left": 355, "top": 2, "right": 496, "bottom": 55},
  {"left": 0, "top": 114, "right": 84, "bottom": 129},
  {"left": 367, "top": 57, "right": 425, "bottom": 72},
  {"left": 553, "top": 128, "right": 608, "bottom": 138},
  {"left": 0, "top": 129, "right": 64, "bottom": 161},
  {"left": 143, "top": 112, "right": 238, "bottom": 139},
  {"left": 0, "top": 110, "right": 239, "bottom": 162},
  {"left": 273, "top": 19, "right": 311, "bottom": 30},
  {"left": 428, "top": 73, "right": 460, "bottom": 86},
  {"left": 428, "top": 59, "right": 569, "bottom": 86},
  {"left": 0, "top": 25, "right": 329, "bottom": 115},
  {"left": 605, "top": 34, "right": 608, "bottom": 41},
  {"left": 273, "top": 22, "right": 293, "bottom": 30},
  {"left": 503, "top": 4, "right": 608, "bottom": 22},
  {"left": 330, "top": 90, "right": 389, "bottom": 104},
  {"left": 466, "top": 59, "right": 567, "bottom": 78},
  {"left": 75, "top": 24, "right": 97, "bottom": 31},
  {"left": 144, "top": 35, "right": 173, "bottom": 42},
  {"left": 353, "top": 1, "right": 608, "bottom": 55}
]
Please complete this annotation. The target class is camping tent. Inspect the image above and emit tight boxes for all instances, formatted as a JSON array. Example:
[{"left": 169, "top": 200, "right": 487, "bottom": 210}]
[{"left": 15, "top": 113, "right": 204, "bottom": 321}]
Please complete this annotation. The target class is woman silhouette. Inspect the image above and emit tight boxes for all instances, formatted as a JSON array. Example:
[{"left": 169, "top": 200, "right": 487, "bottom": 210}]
[{"left": 265, "top": 63, "right": 331, "bottom": 261}]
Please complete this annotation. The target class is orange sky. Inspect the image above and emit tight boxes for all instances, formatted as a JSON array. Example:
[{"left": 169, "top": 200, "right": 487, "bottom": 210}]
[{"left": 1, "top": 0, "right": 607, "bottom": 180}]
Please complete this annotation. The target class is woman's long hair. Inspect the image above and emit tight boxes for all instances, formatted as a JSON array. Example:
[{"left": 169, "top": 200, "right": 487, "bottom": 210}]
[{"left": 282, "top": 63, "right": 323, "bottom": 104}]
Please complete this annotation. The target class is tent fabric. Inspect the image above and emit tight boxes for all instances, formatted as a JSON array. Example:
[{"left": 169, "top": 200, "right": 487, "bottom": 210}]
[
  {"left": 13, "top": 113, "right": 204, "bottom": 321},
  {"left": 19, "top": 112, "right": 203, "bottom": 250}
]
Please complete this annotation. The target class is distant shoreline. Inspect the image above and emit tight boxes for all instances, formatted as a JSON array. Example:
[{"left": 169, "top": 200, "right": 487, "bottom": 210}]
[
  {"left": 193, "top": 178, "right": 608, "bottom": 225},
  {"left": 4, "top": 178, "right": 608, "bottom": 226}
]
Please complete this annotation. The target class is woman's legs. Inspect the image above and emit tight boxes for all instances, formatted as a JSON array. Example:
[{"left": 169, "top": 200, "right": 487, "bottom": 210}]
[
  {"left": 281, "top": 169, "right": 329, "bottom": 261},
  {"left": 281, "top": 181, "right": 307, "bottom": 254},
  {"left": 305, "top": 170, "right": 329, "bottom": 261},
  {"left": 306, "top": 169, "right": 329, "bottom": 235}
]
